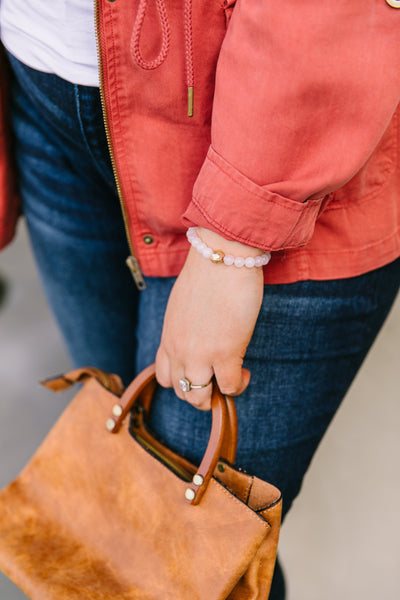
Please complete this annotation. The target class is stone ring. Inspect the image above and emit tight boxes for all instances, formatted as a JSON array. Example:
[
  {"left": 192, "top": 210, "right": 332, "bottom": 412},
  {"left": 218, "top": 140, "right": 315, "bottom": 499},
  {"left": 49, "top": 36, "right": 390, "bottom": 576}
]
[{"left": 179, "top": 376, "right": 213, "bottom": 393}]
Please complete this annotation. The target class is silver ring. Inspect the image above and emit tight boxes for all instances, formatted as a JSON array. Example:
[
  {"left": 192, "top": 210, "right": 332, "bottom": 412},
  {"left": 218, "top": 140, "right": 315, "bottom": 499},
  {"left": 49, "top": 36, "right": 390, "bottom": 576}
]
[{"left": 179, "top": 376, "right": 213, "bottom": 393}]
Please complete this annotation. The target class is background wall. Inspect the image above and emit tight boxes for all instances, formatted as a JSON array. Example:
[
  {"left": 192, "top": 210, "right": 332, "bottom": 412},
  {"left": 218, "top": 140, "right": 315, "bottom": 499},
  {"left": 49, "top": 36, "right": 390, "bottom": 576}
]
[{"left": 0, "top": 224, "right": 399, "bottom": 600}]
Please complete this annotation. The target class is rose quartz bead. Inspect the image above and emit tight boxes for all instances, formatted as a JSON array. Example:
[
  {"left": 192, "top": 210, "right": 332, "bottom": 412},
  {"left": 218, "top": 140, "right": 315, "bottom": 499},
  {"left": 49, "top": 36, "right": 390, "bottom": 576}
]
[
  {"left": 223, "top": 254, "right": 235, "bottom": 266},
  {"left": 196, "top": 242, "right": 207, "bottom": 253},
  {"left": 245, "top": 257, "right": 256, "bottom": 268},
  {"left": 254, "top": 256, "right": 264, "bottom": 267},
  {"left": 202, "top": 247, "right": 213, "bottom": 259},
  {"left": 234, "top": 257, "right": 245, "bottom": 267},
  {"left": 191, "top": 237, "right": 201, "bottom": 248}
]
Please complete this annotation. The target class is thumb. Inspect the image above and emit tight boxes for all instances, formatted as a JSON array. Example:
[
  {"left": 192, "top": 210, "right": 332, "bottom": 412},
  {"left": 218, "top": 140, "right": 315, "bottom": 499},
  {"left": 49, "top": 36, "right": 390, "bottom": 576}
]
[{"left": 235, "top": 367, "right": 251, "bottom": 396}]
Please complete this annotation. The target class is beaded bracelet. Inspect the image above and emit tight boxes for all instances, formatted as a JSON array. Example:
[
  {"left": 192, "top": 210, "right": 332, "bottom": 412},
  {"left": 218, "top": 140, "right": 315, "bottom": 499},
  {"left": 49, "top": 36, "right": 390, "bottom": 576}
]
[{"left": 186, "top": 228, "right": 271, "bottom": 268}]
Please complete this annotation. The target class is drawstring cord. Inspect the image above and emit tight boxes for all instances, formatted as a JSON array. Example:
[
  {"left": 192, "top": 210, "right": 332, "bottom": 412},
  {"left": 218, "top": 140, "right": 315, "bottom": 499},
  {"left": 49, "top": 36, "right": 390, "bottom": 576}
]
[
  {"left": 130, "top": 0, "right": 171, "bottom": 70},
  {"left": 131, "top": 0, "right": 194, "bottom": 117}
]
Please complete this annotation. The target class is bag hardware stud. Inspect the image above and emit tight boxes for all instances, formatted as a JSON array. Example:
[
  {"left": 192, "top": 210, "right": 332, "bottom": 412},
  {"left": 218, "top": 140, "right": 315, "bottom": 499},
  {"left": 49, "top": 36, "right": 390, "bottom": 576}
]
[
  {"left": 112, "top": 404, "right": 123, "bottom": 417},
  {"left": 105, "top": 418, "right": 116, "bottom": 431},
  {"left": 184, "top": 488, "right": 196, "bottom": 502},
  {"left": 217, "top": 463, "right": 225, "bottom": 472},
  {"left": 192, "top": 474, "right": 204, "bottom": 486}
]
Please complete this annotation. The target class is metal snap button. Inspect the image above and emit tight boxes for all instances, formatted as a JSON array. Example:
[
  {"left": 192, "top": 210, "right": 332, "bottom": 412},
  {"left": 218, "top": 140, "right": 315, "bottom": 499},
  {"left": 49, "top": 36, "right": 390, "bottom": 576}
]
[
  {"left": 143, "top": 235, "right": 154, "bottom": 245},
  {"left": 386, "top": 0, "right": 400, "bottom": 7}
]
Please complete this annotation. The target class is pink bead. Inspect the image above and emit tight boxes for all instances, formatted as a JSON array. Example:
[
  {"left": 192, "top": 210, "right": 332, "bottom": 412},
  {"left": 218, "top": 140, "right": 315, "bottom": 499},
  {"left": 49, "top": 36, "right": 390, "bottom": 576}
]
[
  {"left": 245, "top": 257, "right": 256, "bottom": 268},
  {"left": 223, "top": 254, "right": 235, "bottom": 266},
  {"left": 202, "top": 247, "right": 213, "bottom": 259},
  {"left": 186, "top": 228, "right": 272, "bottom": 270},
  {"left": 196, "top": 242, "right": 207, "bottom": 253},
  {"left": 191, "top": 237, "right": 201, "bottom": 248},
  {"left": 234, "top": 257, "right": 245, "bottom": 267}
]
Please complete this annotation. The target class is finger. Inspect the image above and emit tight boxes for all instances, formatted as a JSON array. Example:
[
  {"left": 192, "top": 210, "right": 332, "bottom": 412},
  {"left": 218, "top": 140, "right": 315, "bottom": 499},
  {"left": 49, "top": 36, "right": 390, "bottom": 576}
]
[
  {"left": 175, "top": 368, "right": 214, "bottom": 410},
  {"left": 155, "top": 347, "right": 173, "bottom": 389},
  {"left": 213, "top": 363, "right": 251, "bottom": 397},
  {"left": 182, "top": 381, "right": 214, "bottom": 411}
]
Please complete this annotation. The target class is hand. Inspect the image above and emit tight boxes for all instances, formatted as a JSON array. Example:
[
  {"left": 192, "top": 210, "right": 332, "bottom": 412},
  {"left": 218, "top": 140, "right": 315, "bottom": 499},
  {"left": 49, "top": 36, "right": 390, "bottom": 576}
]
[{"left": 155, "top": 228, "right": 265, "bottom": 410}]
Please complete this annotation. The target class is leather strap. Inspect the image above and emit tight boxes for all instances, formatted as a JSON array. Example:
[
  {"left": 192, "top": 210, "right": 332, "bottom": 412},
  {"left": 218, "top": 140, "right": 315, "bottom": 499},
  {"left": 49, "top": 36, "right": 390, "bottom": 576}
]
[{"left": 41, "top": 367, "right": 124, "bottom": 396}]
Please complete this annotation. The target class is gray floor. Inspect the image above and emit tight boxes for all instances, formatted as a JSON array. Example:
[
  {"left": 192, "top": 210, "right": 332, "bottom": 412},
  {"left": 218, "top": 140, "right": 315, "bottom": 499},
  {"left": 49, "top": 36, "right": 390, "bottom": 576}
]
[{"left": 0, "top": 223, "right": 399, "bottom": 600}]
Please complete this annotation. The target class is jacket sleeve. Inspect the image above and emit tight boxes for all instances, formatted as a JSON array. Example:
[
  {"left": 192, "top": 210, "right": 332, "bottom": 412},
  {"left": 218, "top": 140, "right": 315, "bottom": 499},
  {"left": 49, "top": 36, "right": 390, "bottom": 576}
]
[{"left": 182, "top": 0, "right": 400, "bottom": 251}]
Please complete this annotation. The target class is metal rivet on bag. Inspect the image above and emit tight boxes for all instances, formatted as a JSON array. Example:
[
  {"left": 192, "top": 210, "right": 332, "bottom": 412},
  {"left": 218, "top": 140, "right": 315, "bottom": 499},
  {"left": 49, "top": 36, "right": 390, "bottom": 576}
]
[
  {"left": 192, "top": 474, "right": 204, "bottom": 486},
  {"left": 184, "top": 488, "right": 196, "bottom": 502},
  {"left": 217, "top": 463, "right": 225, "bottom": 473},
  {"left": 386, "top": 0, "right": 400, "bottom": 8},
  {"left": 105, "top": 418, "right": 116, "bottom": 431},
  {"left": 112, "top": 404, "right": 123, "bottom": 417}
]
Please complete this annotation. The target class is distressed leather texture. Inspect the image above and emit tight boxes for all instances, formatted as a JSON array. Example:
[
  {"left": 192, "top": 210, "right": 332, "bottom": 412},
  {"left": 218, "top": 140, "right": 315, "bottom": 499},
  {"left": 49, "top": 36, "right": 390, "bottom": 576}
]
[{"left": 0, "top": 366, "right": 281, "bottom": 599}]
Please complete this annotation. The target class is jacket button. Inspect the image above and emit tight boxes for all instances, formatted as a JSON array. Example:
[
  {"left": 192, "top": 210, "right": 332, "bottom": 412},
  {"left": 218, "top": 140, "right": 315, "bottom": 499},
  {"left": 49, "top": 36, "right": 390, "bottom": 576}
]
[
  {"left": 386, "top": 0, "right": 400, "bottom": 7},
  {"left": 143, "top": 235, "right": 154, "bottom": 245}
]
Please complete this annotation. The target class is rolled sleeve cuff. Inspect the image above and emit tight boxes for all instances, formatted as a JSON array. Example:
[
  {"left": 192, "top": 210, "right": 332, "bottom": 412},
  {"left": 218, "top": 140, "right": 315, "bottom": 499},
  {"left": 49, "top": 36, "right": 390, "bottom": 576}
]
[{"left": 183, "top": 146, "right": 328, "bottom": 251}]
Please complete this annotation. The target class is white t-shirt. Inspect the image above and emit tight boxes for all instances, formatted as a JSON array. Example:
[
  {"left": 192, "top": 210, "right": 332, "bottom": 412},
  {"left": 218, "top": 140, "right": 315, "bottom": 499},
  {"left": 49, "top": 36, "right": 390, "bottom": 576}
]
[{"left": 0, "top": 1, "right": 99, "bottom": 87}]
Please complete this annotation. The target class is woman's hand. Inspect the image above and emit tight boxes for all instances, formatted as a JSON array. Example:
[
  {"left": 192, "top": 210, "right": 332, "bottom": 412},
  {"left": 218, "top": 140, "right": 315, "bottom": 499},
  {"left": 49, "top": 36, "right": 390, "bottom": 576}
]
[{"left": 155, "top": 228, "right": 265, "bottom": 410}]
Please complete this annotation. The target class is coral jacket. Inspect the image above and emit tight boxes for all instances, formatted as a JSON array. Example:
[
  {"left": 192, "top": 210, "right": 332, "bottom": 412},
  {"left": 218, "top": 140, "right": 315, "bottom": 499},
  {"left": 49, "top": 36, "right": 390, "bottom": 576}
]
[{"left": 1, "top": 0, "right": 400, "bottom": 285}]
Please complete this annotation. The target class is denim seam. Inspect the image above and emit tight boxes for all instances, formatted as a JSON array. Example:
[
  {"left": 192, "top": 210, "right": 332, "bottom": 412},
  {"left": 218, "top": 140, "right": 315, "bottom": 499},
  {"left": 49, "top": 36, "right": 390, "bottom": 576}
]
[{"left": 74, "top": 86, "right": 115, "bottom": 189}]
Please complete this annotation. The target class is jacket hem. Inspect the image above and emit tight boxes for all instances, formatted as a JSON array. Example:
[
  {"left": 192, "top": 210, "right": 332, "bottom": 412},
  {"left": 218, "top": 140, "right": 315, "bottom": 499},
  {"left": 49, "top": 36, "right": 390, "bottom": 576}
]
[{"left": 138, "top": 228, "right": 400, "bottom": 285}]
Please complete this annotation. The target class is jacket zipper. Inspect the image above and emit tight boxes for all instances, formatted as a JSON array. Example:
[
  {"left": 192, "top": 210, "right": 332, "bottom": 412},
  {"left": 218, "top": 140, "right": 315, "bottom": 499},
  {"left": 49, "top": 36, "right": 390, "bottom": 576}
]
[{"left": 94, "top": 0, "right": 146, "bottom": 291}]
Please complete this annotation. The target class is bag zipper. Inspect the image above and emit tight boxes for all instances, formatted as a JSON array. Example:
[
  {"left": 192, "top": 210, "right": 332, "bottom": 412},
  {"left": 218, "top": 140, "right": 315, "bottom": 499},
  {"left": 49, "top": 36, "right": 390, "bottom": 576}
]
[{"left": 94, "top": 0, "right": 146, "bottom": 291}]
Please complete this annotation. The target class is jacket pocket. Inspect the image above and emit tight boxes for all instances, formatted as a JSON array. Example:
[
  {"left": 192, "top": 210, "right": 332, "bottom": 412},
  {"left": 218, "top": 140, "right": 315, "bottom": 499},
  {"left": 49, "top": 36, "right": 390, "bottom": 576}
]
[{"left": 329, "top": 110, "right": 398, "bottom": 209}]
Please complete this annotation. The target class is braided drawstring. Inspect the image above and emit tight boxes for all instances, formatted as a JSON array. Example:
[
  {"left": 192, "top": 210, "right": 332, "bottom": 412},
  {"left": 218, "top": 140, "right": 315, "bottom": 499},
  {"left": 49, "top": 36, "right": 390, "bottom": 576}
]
[
  {"left": 131, "top": 0, "right": 171, "bottom": 70},
  {"left": 131, "top": 0, "right": 194, "bottom": 117}
]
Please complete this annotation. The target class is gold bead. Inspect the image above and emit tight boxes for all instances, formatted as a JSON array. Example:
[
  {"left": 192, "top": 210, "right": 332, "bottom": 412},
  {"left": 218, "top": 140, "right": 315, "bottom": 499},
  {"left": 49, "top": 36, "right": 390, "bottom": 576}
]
[{"left": 210, "top": 250, "right": 225, "bottom": 263}]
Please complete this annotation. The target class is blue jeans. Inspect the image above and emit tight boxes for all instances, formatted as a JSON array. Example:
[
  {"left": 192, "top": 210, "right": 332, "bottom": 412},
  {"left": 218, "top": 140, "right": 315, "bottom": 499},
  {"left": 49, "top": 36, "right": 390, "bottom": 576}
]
[{"left": 7, "top": 53, "right": 400, "bottom": 599}]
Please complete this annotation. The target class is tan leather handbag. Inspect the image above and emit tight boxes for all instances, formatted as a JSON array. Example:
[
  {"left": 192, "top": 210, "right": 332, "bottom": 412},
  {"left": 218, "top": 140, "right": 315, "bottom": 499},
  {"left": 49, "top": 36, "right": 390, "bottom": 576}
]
[{"left": 0, "top": 364, "right": 282, "bottom": 599}]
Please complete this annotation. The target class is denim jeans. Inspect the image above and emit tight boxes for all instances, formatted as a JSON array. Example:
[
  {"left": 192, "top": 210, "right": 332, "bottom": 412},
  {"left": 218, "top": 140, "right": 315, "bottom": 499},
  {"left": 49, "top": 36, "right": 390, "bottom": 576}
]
[{"left": 7, "top": 53, "right": 400, "bottom": 599}]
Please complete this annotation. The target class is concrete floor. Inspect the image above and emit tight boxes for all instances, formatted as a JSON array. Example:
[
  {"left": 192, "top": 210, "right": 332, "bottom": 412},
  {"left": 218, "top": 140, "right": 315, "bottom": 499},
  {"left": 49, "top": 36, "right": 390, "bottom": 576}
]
[{"left": 0, "top": 223, "right": 399, "bottom": 600}]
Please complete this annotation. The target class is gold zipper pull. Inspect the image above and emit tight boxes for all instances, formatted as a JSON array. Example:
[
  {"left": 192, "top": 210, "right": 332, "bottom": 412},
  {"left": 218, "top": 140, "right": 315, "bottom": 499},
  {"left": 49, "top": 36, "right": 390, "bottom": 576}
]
[
  {"left": 187, "top": 86, "right": 194, "bottom": 117},
  {"left": 126, "top": 256, "right": 146, "bottom": 291}
]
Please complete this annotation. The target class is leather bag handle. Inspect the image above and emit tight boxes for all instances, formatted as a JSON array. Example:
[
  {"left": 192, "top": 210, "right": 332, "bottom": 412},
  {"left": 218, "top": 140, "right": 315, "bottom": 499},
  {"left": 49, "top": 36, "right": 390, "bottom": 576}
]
[
  {"left": 110, "top": 364, "right": 237, "bottom": 505},
  {"left": 43, "top": 364, "right": 238, "bottom": 505}
]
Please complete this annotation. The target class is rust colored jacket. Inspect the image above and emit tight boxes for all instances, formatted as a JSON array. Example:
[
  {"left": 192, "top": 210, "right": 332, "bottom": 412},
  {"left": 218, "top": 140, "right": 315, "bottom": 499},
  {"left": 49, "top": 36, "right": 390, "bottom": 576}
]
[{"left": 1, "top": 0, "right": 400, "bottom": 284}]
